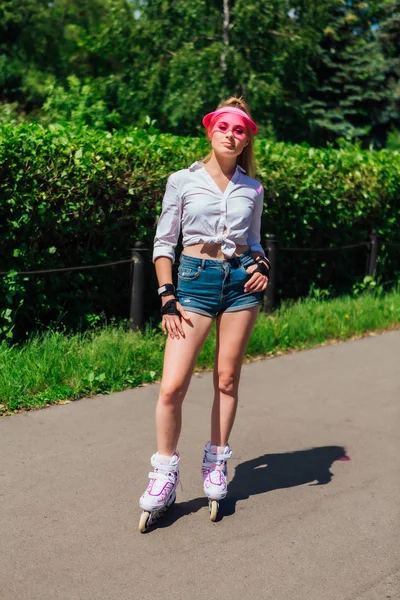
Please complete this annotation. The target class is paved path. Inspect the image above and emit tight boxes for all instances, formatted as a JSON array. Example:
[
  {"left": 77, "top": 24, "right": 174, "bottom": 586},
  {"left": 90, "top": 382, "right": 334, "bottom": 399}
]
[{"left": 1, "top": 331, "right": 399, "bottom": 600}]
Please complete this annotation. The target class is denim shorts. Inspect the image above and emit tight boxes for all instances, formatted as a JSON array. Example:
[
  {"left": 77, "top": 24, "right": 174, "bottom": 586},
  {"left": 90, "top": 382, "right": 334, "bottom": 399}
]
[{"left": 176, "top": 250, "right": 262, "bottom": 319}]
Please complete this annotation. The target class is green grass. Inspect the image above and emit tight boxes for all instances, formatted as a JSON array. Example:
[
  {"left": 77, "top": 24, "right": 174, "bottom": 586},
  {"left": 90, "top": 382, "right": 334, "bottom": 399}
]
[{"left": 1, "top": 290, "right": 399, "bottom": 415}]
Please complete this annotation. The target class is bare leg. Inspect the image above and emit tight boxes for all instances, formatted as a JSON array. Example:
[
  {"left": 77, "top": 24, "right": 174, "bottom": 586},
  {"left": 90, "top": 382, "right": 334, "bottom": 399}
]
[
  {"left": 156, "top": 312, "right": 214, "bottom": 455},
  {"left": 211, "top": 307, "right": 259, "bottom": 446}
]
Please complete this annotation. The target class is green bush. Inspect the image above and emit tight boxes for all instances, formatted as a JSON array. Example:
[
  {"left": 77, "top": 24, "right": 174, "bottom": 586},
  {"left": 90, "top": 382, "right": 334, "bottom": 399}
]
[
  {"left": 0, "top": 123, "right": 399, "bottom": 341},
  {"left": 258, "top": 140, "right": 400, "bottom": 299}
]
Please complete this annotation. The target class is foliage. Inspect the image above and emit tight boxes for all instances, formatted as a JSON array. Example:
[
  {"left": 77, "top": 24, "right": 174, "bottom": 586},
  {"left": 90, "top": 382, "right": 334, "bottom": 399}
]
[
  {"left": 377, "top": 0, "right": 400, "bottom": 133},
  {"left": 258, "top": 139, "right": 400, "bottom": 299},
  {"left": 303, "top": 0, "right": 394, "bottom": 147},
  {"left": 0, "top": 122, "right": 206, "bottom": 340},
  {"left": 1, "top": 1, "right": 400, "bottom": 145},
  {"left": 0, "top": 123, "right": 399, "bottom": 341},
  {"left": 41, "top": 76, "right": 122, "bottom": 129}
]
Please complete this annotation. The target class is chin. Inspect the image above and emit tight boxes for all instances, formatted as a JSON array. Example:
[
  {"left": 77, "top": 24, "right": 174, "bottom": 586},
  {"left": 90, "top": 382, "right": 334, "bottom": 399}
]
[{"left": 216, "top": 146, "right": 237, "bottom": 155}]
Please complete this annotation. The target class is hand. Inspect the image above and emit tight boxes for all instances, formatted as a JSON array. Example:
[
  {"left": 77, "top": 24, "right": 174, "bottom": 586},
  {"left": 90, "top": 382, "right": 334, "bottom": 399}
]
[
  {"left": 243, "top": 264, "right": 269, "bottom": 294},
  {"left": 161, "top": 295, "right": 192, "bottom": 339}
]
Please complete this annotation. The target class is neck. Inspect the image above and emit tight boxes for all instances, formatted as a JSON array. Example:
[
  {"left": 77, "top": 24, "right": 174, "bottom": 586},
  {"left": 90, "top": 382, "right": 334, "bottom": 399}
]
[{"left": 206, "top": 152, "right": 237, "bottom": 177}]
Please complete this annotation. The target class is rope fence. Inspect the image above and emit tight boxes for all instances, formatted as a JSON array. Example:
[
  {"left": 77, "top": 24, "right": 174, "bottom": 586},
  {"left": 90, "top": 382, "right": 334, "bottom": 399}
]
[
  {"left": 0, "top": 257, "right": 135, "bottom": 276},
  {"left": 0, "top": 232, "right": 399, "bottom": 327},
  {"left": 261, "top": 229, "right": 398, "bottom": 312},
  {"left": 277, "top": 242, "right": 369, "bottom": 252}
]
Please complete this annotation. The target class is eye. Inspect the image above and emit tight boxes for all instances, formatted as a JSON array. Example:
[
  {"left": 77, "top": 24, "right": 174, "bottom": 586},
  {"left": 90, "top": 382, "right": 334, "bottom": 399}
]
[
  {"left": 217, "top": 123, "right": 228, "bottom": 131},
  {"left": 234, "top": 127, "right": 245, "bottom": 135}
]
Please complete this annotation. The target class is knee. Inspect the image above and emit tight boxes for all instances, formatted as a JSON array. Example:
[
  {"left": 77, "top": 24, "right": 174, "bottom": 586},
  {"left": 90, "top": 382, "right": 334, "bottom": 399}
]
[
  {"left": 159, "top": 381, "right": 186, "bottom": 407},
  {"left": 216, "top": 371, "right": 238, "bottom": 397}
]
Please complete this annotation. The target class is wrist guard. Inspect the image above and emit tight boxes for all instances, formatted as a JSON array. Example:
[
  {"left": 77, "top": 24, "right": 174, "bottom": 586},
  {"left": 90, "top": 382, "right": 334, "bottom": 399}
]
[
  {"left": 160, "top": 299, "right": 181, "bottom": 316},
  {"left": 158, "top": 283, "right": 176, "bottom": 297},
  {"left": 254, "top": 256, "right": 271, "bottom": 276}
]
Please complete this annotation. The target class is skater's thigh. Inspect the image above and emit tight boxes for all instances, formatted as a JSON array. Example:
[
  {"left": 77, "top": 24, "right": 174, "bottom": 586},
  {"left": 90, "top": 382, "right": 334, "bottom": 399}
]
[
  {"left": 214, "top": 307, "right": 259, "bottom": 378},
  {"left": 162, "top": 311, "right": 214, "bottom": 389}
]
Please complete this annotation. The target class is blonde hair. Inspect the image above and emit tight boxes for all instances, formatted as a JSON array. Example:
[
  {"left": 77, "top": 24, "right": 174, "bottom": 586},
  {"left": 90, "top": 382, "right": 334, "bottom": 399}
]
[{"left": 203, "top": 96, "right": 256, "bottom": 178}]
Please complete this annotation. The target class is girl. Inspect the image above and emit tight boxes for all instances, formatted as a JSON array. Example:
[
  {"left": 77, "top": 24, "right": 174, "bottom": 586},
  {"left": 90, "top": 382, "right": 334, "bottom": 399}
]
[{"left": 139, "top": 97, "right": 270, "bottom": 531}]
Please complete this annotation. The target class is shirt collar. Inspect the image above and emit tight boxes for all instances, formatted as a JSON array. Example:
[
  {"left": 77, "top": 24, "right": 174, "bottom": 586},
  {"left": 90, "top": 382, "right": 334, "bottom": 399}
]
[
  {"left": 189, "top": 161, "right": 246, "bottom": 174},
  {"left": 189, "top": 161, "right": 203, "bottom": 172}
]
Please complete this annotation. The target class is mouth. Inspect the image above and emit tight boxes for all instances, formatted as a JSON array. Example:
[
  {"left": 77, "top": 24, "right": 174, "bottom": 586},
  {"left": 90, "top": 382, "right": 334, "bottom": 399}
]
[{"left": 222, "top": 142, "right": 235, "bottom": 149}]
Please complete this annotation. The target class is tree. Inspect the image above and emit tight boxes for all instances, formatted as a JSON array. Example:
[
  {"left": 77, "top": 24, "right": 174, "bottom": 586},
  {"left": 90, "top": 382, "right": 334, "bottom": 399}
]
[
  {"left": 133, "top": 0, "right": 328, "bottom": 136},
  {"left": 377, "top": 0, "right": 400, "bottom": 140},
  {"left": 0, "top": 0, "right": 139, "bottom": 115},
  {"left": 1, "top": 0, "right": 400, "bottom": 144},
  {"left": 304, "top": 1, "right": 392, "bottom": 147}
]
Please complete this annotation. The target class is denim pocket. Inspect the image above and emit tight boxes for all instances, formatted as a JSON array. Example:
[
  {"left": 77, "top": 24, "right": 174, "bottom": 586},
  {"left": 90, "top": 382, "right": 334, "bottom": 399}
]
[
  {"left": 178, "top": 263, "right": 203, "bottom": 281},
  {"left": 239, "top": 254, "right": 256, "bottom": 275}
]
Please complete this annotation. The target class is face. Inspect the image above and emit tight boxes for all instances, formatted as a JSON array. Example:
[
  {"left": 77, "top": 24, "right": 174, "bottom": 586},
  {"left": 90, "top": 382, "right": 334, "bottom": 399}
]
[{"left": 209, "top": 114, "right": 249, "bottom": 156}]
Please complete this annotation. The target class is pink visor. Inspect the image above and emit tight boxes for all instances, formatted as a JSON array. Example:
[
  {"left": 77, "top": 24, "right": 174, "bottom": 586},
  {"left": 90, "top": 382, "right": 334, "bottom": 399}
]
[{"left": 202, "top": 106, "right": 258, "bottom": 134}]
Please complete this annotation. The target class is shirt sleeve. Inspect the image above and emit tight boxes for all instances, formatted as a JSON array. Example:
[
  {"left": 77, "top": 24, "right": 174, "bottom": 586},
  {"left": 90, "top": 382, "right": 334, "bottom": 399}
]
[
  {"left": 247, "top": 185, "right": 265, "bottom": 255},
  {"left": 152, "top": 174, "right": 182, "bottom": 263}
]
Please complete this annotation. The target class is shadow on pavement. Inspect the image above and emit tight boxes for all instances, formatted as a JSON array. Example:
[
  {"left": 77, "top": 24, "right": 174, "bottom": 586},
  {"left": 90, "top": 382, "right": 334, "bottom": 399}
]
[
  {"left": 152, "top": 445, "right": 349, "bottom": 530},
  {"left": 221, "top": 445, "right": 349, "bottom": 518}
]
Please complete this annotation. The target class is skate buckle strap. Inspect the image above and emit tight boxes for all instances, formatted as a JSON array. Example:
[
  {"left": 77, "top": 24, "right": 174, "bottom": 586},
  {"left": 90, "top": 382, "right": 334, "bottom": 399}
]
[{"left": 205, "top": 448, "right": 233, "bottom": 463}]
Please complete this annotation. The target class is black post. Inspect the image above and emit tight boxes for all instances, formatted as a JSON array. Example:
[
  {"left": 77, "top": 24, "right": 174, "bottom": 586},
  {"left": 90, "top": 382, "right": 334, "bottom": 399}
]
[
  {"left": 129, "top": 241, "right": 145, "bottom": 330},
  {"left": 264, "top": 233, "right": 277, "bottom": 312},
  {"left": 367, "top": 229, "right": 378, "bottom": 277}
]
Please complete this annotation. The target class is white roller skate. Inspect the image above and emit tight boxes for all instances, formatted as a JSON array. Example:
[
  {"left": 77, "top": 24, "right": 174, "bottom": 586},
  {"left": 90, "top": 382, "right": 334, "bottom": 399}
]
[
  {"left": 138, "top": 452, "right": 180, "bottom": 532},
  {"left": 202, "top": 441, "right": 232, "bottom": 521}
]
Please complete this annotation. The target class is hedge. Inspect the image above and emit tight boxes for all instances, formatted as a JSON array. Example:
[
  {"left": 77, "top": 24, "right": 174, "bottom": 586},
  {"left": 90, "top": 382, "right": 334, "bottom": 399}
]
[{"left": 0, "top": 121, "right": 399, "bottom": 341}]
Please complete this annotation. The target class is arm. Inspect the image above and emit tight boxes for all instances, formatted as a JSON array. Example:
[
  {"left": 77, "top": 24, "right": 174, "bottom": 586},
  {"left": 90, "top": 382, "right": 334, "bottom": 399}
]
[
  {"left": 247, "top": 185, "right": 265, "bottom": 260},
  {"left": 154, "top": 256, "right": 175, "bottom": 303},
  {"left": 244, "top": 185, "right": 269, "bottom": 294},
  {"left": 153, "top": 174, "right": 190, "bottom": 337},
  {"left": 153, "top": 174, "right": 182, "bottom": 265}
]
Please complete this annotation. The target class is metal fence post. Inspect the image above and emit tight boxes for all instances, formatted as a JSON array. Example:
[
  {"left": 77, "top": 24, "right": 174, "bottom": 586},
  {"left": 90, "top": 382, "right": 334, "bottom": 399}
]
[
  {"left": 129, "top": 241, "right": 145, "bottom": 330},
  {"left": 264, "top": 233, "right": 277, "bottom": 312},
  {"left": 367, "top": 228, "right": 378, "bottom": 277}
]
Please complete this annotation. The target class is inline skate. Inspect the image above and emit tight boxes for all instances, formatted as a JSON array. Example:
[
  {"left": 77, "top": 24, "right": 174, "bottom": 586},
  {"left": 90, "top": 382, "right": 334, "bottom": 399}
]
[
  {"left": 202, "top": 442, "right": 232, "bottom": 521},
  {"left": 139, "top": 452, "right": 180, "bottom": 532}
]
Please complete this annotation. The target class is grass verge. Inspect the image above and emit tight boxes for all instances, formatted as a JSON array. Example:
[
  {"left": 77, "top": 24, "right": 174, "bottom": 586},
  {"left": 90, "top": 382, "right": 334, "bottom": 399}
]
[{"left": 1, "top": 290, "right": 399, "bottom": 416}]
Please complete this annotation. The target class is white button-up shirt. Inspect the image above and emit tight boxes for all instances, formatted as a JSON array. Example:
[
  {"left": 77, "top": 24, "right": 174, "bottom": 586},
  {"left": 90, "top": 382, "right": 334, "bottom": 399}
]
[{"left": 153, "top": 161, "right": 265, "bottom": 263}]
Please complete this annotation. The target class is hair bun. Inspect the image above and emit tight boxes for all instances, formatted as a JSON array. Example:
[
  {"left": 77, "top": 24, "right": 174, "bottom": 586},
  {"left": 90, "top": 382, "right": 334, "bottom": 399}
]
[{"left": 218, "top": 96, "right": 250, "bottom": 117}]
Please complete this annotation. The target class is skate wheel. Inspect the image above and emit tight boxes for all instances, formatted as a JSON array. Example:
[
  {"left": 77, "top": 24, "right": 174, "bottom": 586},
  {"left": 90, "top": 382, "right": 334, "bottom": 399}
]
[
  {"left": 139, "top": 511, "right": 150, "bottom": 533},
  {"left": 209, "top": 500, "right": 218, "bottom": 522}
]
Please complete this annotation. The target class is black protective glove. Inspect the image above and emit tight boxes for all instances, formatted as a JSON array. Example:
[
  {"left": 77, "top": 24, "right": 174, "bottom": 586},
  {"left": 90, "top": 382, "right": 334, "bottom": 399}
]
[{"left": 160, "top": 298, "right": 181, "bottom": 316}]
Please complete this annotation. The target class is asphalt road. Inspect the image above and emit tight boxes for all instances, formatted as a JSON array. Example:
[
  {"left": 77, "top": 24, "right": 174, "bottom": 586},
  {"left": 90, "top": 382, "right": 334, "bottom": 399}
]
[{"left": 1, "top": 331, "right": 399, "bottom": 600}]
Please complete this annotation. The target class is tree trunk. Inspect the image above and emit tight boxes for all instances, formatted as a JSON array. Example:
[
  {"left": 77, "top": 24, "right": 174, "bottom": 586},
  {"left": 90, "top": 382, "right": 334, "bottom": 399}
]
[{"left": 221, "top": 0, "right": 229, "bottom": 78}]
